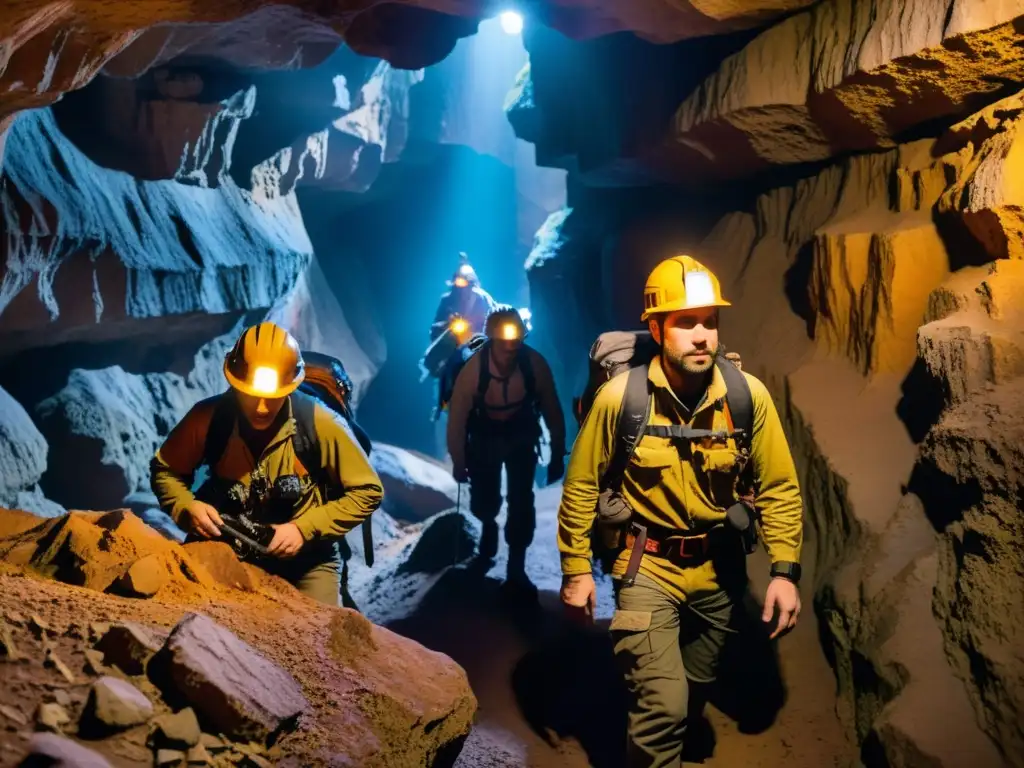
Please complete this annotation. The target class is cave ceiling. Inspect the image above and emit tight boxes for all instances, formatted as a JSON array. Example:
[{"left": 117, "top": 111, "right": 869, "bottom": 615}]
[{"left": 1, "top": 0, "right": 819, "bottom": 125}]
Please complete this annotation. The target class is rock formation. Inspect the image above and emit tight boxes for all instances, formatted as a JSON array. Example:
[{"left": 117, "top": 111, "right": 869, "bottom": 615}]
[
  {"left": 526, "top": 67, "right": 1024, "bottom": 768},
  {"left": 0, "top": 507, "right": 476, "bottom": 766}
]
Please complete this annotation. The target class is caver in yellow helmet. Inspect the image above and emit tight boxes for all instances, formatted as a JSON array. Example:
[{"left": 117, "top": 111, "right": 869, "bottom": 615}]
[
  {"left": 640, "top": 254, "right": 731, "bottom": 322},
  {"left": 223, "top": 322, "right": 305, "bottom": 398}
]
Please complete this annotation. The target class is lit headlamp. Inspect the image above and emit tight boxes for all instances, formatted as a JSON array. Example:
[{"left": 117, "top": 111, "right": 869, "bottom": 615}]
[{"left": 250, "top": 366, "right": 280, "bottom": 396}]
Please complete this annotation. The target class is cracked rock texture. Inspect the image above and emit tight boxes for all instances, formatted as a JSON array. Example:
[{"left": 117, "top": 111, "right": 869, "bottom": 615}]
[
  {"left": 530, "top": 92, "right": 1024, "bottom": 766},
  {"left": 0, "top": 1, "right": 819, "bottom": 131},
  {"left": 0, "top": 506, "right": 477, "bottom": 766},
  {"left": 512, "top": 0, "right": 1024, "bottom": 185}
]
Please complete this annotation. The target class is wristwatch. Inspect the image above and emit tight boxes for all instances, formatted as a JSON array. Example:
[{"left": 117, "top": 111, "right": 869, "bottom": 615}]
[{"left": 770, "top": 561, "right": 802, "bottom": 585}]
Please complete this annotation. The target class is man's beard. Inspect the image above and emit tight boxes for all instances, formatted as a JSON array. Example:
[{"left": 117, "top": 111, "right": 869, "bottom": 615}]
[{"left": 664, "top": 346, "right": 718, "bottom": 376}]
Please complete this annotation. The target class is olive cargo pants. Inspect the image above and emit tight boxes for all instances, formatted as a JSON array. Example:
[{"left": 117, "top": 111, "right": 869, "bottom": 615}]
[{"left": 611, "top": 573, "right": 737, "bottom": 768}]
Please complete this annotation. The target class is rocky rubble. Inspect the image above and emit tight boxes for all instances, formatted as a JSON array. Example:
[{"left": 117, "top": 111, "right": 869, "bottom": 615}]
[{"left": 0, "top": 506, "right": 476, "bottom": 767}]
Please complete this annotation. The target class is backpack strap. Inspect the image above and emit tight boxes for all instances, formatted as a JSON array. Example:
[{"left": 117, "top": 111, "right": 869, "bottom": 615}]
[
  {"left": 519, "top": 346, "right": 537, "bottom": 404},
  {"left": 599, "top": 364, "right": 651, "bottom": 492},
  {"left": 290, "top": 391, "right": 375, "bottom": 568},
  {"left": 201, "top": 393, "right": 237, "bottom": 471},
  {"left": 715, "top": 355, "right": 754, "bottom": 448},
  {"left": 475, "top": 342, "right": 492, "bottom": 403}
]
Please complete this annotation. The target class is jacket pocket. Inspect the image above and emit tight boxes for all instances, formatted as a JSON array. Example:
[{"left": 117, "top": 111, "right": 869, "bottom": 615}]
[
  {"left": 693, "top": 446, "right": 743, "bottom": 509},
  {"left": 627, "top": 441, "right": 678, "bottom": 491}
]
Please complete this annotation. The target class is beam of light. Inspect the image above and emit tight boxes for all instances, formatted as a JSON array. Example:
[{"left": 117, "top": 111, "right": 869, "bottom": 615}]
[{"left": 499, "top": 11, "right": 523, "bottom": 35}]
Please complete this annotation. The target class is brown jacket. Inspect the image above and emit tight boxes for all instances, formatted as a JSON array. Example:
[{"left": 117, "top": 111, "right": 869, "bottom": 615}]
[
  {"left": 151, "top": 396, "right": 383, "bottom": 548},
  {"left": 446, "top": 344, "right": 565, "bottom": 469}
]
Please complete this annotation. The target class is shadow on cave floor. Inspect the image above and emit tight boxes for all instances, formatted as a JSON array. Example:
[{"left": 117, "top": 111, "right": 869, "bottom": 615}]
[{"left": 383, "top": 491, "right": 857, "bottom": 767}]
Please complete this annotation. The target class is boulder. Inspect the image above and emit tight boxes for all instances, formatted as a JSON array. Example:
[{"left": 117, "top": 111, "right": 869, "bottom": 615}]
[
  {"left": 0, "top": 509, "right": 215, "bottom": 600},
  {"left": 95, "top": 622, "right": 167, "bottom": 676},
  {"left": 151, "top": 612, "right": 310, "bottom": 744},
  {"left": 23, "top": 733, "right": 113, "bottom": 767},
  {"left": 0, "top": 385, "right": 64, "bottom": 518},
  {"left": 82, "top": 676, "right": 155, "bottom": 732},
  {"left": 371, "top": 443, "right": 459, "bottom": 522}
]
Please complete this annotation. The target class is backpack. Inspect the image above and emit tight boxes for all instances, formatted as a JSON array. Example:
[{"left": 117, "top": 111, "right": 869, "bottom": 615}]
[
  {"left": 434, "top": 333, "right": 487, "bottom": 420},
  {"left": 574, "top": 331, "right": 755, "bottom": 562},
  {"left": 201, "top": 351, "right": 376, "bottom": 568}
]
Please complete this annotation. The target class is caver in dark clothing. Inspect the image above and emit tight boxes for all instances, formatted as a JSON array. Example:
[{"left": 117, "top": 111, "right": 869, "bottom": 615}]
[{"left": 447, "top": 307, "right": 565, "bottom": 585}]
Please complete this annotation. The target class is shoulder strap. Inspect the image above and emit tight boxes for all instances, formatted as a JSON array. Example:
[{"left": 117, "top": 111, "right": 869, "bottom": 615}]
[
  {"left": 519, "top": 346, "right": 536, "bottom": 400},
  {"left": 476, "top": 342, "right": 492, "bottom": 399},
  {"left": 202, "top": 393, "right": 237, "bottom": 471},
  {"left": 715, "top": 355, "right": 754, "bottom": 447},
  {"left": 290, "top": 392, "right": 323, "bottom": 484},
  {"left": 599, "top": 365, "right": 651, "bottom": 492},
  {"left": 291, "top": 391, "right": 375, "bottom": 568}
]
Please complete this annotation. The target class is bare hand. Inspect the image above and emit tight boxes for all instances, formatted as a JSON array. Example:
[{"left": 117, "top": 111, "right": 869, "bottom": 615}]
[
  {"left": 268, "top": 523, "right": 305, "bottom": 558},
  {"left": 560, "top": 573, "right": 597, "bottom": 625},
  {"left": 763, "top": 577, "right": 801, "bottom": 639},
  {"left": 183, "top": 501, "right": 223, "bottom": 539},
  {"left": 452, "top": 465, "right": 469, "bottom": 484}
]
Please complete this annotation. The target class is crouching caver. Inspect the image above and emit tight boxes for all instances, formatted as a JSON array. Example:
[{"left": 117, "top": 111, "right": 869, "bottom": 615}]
[
  {"left": 557, "top": 255, "right": 804, "bottom": 767},
  {"left": 150, "top": 322, "right": 384, "bottom": 606},
  {"left": 447, "top": 306, "right": 566, "bottom": 588}
]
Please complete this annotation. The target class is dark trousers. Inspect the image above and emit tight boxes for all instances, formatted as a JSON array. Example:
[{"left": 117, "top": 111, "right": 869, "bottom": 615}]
[{"left": 467, "top": 425, "right": 539, "bottom": 551}]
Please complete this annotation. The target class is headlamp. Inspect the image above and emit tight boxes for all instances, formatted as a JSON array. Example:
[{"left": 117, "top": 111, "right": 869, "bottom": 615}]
[{"left": 251, "top": 366, "right": 280, "bottom": 396}]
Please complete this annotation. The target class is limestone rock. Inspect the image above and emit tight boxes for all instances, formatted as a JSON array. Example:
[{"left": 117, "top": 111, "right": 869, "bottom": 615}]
[
  {"left": 514, "top": 0, "right": 1024, "bottom": 185},
  {"left": 0, "top": 385, "right": 63, "bottom": 518},
  {"left": 22, "top": 732, "right": 113, "bottom": 767},
  {"left": 0, "top": 106, "right": 309, "bottom": 357},
  {"left": 151, "top": 708, "right": 202, "bottom": 750},
  {"left": 95, "top": 622, "right": 166, "bottom": 677},
  {"left": 36, "top": 702, "right": 71, "bottom": 732},
  {"left": 33, "top": 332, "right": 235, "bottom": 511},
  {"left": 181, "top": 542, "right": 256, "bottom": 593},
  {"left": 923, "top": 378, "right": 1024, "bottom": 763},
  {"left": 83, "top": 675, "right": 155, "bottom": 731},
  {"left": 152, "top": 612, "right": 310, "bottom": 743},
  {"left": 0, "top": 509, "right": 213, "bottom": 599},
  {"left": 114, "top": 554, "right": 170, "bottom": 598},
  {"left": 370, "top": 443, "right": 459, "bottom": 522}
]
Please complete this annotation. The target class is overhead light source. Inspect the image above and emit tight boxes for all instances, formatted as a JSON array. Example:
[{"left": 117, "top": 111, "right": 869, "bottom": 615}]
[{"left": 499, "top": 10, "right": 523, "bottom": 35}]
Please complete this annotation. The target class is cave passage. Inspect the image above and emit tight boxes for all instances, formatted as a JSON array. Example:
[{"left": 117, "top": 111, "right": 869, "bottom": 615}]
[{"left": 2, "top": 3, "right": 1022, "bottom": 768}]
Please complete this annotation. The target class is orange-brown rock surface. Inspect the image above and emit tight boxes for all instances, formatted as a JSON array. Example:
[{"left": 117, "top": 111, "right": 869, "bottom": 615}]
[
  {"left": 701, "top": 93, "right": 1024, "bottom": 768},
  {"left": 512, "top": 0, "right": 1024, "bottom": 185},
  {"left": 0, "top": 1, "right": 818, "bottom": 132},
  {"left": 0, "top": 507, "right": 476, "bottom": 767}
]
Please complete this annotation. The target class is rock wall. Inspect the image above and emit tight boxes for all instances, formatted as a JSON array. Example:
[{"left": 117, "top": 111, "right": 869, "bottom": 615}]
[
  {"left": 529, "top": 88, "right": 1024, "bottom": 766},
  {"left": 513, "top": 0, "right": 1024, "bottom": 186}
]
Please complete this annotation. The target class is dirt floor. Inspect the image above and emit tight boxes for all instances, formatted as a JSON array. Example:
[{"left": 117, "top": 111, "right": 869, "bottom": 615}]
[{"left": 383, "top": 484, "right": 859, "bottom": 768}]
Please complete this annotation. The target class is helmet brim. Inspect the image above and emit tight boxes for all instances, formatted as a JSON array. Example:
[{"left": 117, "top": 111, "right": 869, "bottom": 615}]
[{"left": 640, "top": 298, "right": 731, "bottom": 322}]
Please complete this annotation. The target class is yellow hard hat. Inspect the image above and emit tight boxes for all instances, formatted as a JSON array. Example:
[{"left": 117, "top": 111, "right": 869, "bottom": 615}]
[
  {"left": 223, "top": 322, "right": 305, "bottom": 398},
  {"left": 640, "top": 254, "right": 731, "bottom": 321}
]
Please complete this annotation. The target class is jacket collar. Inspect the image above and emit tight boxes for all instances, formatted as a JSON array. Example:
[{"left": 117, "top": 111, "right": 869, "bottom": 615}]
[{"left": 647, "top": 354, "right": 726, "bottom": 419}]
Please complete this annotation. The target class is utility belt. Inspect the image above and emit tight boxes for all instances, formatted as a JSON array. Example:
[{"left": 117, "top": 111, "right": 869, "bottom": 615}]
[{"left": 594, "top": 496, "right": 760, "bottom": 587}]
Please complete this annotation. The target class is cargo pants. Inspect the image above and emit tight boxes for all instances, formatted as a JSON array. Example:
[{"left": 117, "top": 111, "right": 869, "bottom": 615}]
[
  {"left": 610, "top": 572, "right": 737, "bottom": 768},
  {"left": 466, "top": 415, "right": 540, "bottom": 558}
]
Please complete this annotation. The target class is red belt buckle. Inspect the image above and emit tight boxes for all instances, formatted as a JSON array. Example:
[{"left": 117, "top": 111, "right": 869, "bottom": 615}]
[{"left": 678, "top": 535, "right": 708, "bottom": 559}]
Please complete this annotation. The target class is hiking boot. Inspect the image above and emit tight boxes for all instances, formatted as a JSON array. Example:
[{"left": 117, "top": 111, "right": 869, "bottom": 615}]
[{"left": 478, "top": 521, "right": 499, "bottom": 559}]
